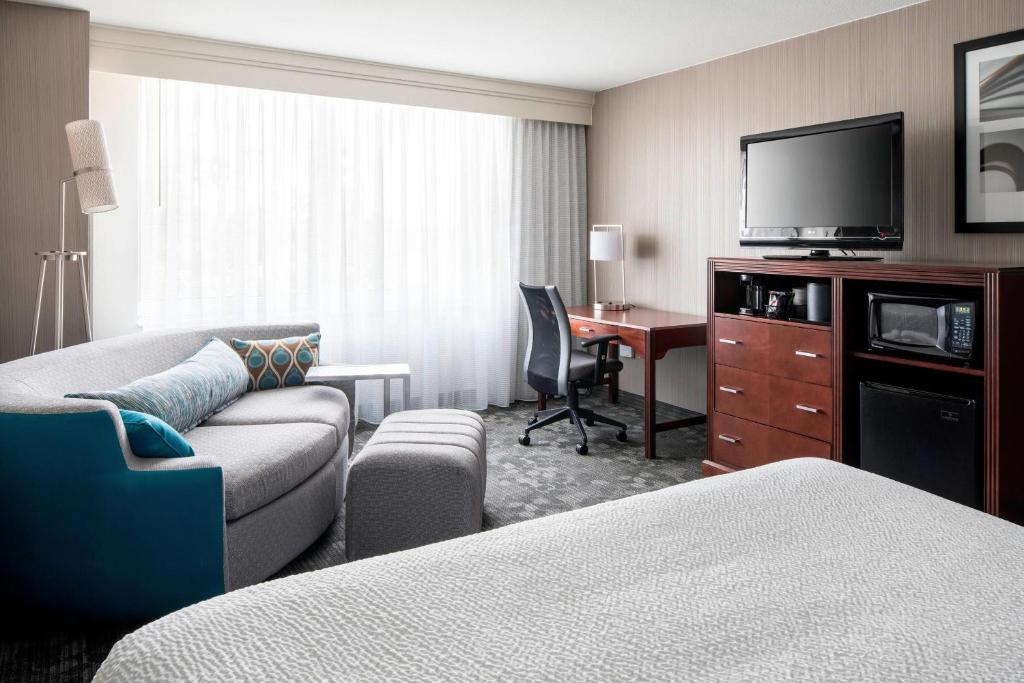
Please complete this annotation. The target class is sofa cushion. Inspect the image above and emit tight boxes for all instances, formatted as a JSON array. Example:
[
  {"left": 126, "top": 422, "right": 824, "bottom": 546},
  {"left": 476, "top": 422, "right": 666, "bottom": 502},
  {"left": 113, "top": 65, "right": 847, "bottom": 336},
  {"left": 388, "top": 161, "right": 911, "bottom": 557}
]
[
  {"left": 230, "top": 334, "right": 321, "bottom": 391},
  {"left": 358, "top": 409, "right": 487, "bottom": 495},
  {"left": 184, "top": 423, "right": 337, "bottom": 520},
  {"left": 201, "top": 385, "right": 349, "bottom": 443},
  {"left": 120, "top": 410, "right": 194, "bottom": 458},
  {"left": 0, "top": 324, "right": 318, "bottom": 400},
  {"left": 65, "top": 338, "right": 248, "bottom": 433}
]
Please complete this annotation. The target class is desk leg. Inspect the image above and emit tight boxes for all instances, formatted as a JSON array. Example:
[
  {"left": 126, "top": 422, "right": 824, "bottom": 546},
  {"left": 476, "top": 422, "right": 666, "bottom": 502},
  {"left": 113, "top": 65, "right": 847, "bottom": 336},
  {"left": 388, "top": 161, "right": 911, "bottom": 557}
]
[
  {"left": 608, "top": 343, "right": 620, "bottom": 404},
  {"left": 643, "top": 334, "right": 656, "bottom": 459},
  {"left": 403, "top": 377, "right": 411, "bottom": 412},
  {"left": 383, "top": 379, "right": 392, "bottom": 418}
]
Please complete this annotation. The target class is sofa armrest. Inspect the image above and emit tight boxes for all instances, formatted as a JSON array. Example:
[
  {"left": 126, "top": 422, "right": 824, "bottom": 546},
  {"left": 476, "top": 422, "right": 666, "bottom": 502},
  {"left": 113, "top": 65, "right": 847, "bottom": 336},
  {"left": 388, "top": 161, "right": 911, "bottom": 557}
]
[{"left": 0, "top": 408, "right": 225, "bottom": 621}]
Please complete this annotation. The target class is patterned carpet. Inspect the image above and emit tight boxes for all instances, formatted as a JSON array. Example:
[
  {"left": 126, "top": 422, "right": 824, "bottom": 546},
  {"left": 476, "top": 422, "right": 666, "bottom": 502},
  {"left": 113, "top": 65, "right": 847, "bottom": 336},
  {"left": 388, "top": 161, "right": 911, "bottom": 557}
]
[{"left": 0, "top": 394, "right": 705, "bottom": 682}]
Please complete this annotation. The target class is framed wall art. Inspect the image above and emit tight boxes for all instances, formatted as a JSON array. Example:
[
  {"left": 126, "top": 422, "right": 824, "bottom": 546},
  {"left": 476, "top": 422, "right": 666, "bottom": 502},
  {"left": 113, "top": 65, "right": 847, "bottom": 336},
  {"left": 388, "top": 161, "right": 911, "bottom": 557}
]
[{"left": 955, "top": 28, "right": 1024, "bottom": 233}]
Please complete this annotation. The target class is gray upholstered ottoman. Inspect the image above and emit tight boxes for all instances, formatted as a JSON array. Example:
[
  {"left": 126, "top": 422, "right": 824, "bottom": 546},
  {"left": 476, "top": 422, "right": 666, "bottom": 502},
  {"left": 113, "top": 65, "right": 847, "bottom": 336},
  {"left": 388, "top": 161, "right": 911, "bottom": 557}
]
[{"left": 345, "top": 409, "right": 486, "bottom": 561}]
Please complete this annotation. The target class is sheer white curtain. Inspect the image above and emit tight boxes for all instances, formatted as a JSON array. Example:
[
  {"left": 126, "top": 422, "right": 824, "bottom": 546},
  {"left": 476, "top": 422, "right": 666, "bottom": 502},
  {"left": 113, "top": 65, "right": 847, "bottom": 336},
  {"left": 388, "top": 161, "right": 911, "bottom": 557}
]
[{"left": 137, "top": 78, "right": 585, "bottom": 420}]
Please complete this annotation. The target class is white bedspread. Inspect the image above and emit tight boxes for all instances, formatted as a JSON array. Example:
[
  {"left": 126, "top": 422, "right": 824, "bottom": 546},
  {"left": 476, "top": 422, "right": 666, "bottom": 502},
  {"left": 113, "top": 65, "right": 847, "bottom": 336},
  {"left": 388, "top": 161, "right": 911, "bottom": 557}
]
[{"left": 95, "top": 459, "right": 1024, "bottom": 682}]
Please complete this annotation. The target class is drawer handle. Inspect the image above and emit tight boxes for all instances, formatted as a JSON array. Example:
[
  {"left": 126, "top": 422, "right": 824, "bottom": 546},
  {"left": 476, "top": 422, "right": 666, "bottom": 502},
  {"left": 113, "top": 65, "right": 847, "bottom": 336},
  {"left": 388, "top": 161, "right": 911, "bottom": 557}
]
[
  {"left": 718, "top": 386, "right": 742, "bottom": 394},
  {"left": 718, "top": 338, "right": 741, "bottom": 345},
  {"left": 717, "top": 434, "right": 741, "bottom": 444},
  {"left": 579, "top": 327, "right": 593, "bottom": 333},
  {"left": 794, "top": 350, "right": 819, "bottom": 358},
  {"left": 795, "top": 404, "right": 821, "bottom": 414}
]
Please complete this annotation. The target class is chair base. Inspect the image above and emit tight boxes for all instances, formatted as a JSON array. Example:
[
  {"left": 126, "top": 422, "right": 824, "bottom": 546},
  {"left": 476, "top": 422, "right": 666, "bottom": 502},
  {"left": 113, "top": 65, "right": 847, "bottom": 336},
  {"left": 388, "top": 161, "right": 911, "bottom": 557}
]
[{"left": 518, "top": 401, "right": 628, "bottom": 455}]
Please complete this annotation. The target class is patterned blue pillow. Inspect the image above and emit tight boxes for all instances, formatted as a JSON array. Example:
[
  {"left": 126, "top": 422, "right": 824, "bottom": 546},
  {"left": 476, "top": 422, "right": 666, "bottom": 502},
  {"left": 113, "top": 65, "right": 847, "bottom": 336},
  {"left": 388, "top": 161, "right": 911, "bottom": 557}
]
[
  {"left": 66, "top": 337, "right": 248, "bottom": 433},
  {"left": 230, "top": 333, "right": 320, "bottom": 391}
]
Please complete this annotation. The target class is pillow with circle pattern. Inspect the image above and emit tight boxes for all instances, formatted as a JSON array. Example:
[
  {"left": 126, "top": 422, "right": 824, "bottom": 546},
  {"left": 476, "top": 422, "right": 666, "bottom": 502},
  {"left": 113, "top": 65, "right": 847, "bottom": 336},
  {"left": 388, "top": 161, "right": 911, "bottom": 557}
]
[{"left": 230, "top": 333, "right": 320, "bottom": 391}]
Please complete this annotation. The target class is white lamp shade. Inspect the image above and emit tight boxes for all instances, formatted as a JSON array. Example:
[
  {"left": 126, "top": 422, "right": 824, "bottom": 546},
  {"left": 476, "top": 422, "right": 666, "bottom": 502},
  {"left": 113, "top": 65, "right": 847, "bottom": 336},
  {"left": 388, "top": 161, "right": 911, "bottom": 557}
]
[
  {"left": 589, "top": 230, "right": 622, "bottom": 262},
  {"left": 65, "top": 119, "right": 117, "bottom": 214}
]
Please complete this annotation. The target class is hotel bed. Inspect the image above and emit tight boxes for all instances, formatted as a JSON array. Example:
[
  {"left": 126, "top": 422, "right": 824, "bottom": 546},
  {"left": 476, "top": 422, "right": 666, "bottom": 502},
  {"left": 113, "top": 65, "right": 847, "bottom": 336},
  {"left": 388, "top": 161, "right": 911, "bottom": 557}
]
[{"left": 94, "top": 458, "right": 1024, "bottom": 682}]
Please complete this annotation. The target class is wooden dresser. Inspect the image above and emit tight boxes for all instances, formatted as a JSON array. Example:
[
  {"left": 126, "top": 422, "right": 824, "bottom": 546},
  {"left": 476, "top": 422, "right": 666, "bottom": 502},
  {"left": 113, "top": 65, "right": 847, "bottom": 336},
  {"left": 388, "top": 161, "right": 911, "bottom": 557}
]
[
  {"left": 704, "top": 257, "right": 1024, "bottom": 524},
  {"left": 707, "top": 314, "right": 834, "bottom": 474}
]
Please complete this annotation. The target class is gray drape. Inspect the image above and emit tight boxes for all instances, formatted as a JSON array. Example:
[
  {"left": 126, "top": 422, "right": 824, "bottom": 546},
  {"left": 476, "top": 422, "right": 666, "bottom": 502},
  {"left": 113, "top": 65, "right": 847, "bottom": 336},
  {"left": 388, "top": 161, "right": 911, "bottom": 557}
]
[{"left": 509, "top": 119, "right": 588, "bottom": 401}]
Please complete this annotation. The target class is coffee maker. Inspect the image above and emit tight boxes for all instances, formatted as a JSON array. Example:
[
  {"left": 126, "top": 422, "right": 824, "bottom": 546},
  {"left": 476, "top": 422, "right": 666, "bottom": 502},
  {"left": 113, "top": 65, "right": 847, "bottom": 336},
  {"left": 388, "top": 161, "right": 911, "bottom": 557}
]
[{"left": 738, "top": 274, "right": 766, "bottom": 316}]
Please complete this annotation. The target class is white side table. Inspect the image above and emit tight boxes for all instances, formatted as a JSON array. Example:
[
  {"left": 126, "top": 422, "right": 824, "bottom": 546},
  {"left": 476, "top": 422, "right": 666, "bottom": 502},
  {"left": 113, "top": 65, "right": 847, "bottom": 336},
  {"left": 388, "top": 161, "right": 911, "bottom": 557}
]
[{"left": 306, "top": 363, "right": 412, "bottom": 454}]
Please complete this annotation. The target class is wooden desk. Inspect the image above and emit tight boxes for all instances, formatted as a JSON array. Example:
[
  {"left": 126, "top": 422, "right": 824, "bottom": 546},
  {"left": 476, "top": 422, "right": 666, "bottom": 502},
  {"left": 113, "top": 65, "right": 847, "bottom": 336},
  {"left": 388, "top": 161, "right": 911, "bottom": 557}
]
[{"left": 558, "top": 306, "right": 707, "bottom": 459}]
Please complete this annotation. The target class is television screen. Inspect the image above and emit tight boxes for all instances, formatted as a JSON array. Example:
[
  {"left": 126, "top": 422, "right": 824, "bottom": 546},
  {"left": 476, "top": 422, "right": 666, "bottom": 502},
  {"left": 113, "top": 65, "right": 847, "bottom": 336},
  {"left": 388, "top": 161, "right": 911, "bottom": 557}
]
[{"left": 740, "top": 113, "right": 903, "bottom": 250}]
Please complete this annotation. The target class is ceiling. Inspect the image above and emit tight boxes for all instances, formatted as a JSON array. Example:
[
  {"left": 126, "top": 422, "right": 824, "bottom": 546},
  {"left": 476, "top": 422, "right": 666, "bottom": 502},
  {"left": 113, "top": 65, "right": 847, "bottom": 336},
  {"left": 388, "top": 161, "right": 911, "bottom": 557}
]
[{"left": 63, "top": 0, "right": 926, "bottom": 91}]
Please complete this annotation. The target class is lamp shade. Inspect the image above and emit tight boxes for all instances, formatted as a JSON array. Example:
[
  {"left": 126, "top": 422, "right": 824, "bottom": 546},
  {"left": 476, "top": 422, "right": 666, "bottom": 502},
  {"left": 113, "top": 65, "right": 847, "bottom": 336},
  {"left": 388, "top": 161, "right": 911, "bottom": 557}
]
[
  {"left": 589, "top": 230, "right": 622, "bottom": 262},
  {"left": 65, "top": 119, "right": 117, "bottom": 214}
]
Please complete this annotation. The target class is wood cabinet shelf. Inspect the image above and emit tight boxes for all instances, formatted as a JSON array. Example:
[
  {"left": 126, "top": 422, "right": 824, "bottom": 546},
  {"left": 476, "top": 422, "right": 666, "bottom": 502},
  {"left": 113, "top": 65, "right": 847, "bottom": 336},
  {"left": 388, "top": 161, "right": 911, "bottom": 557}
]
[
  {"left": 713, "top": 312, "right": 831, "bottom": 330},
  {"left": 849, "top": 351, "right": 984, "bottom": 377}
]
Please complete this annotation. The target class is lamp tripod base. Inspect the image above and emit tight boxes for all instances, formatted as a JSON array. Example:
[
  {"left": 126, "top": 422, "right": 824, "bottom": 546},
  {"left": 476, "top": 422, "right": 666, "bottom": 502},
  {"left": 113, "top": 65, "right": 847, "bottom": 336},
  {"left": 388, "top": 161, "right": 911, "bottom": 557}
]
[
  {"left": 30, "top": 250, "right": 91, "bottom": 355},
  {"left": 593, "top": 301, "right": 633, "bottom": 311}
]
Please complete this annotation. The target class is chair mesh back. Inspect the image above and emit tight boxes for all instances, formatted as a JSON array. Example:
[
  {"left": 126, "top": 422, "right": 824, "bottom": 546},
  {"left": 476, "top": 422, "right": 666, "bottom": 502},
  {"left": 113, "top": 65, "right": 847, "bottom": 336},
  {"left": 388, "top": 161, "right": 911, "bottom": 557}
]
[{"left": 518, "top": 283, "right": 569, "bottom": 396}]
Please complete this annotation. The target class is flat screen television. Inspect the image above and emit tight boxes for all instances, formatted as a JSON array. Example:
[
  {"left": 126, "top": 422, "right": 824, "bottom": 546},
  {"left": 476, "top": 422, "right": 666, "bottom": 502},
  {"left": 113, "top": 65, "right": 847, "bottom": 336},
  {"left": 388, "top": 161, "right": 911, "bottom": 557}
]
[{"left": 739, "top": 112, "right": 903, "bottom": 258}]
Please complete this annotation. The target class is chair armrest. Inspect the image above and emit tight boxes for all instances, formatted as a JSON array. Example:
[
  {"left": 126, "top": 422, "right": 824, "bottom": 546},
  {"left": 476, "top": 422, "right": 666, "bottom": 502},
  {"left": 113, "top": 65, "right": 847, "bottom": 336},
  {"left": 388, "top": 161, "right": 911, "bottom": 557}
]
[
  {"left": 579, "top": 333, "right": 621, "bottom": 348},
  {"left": 578, "top": 334, "right": 622, "bottom": 385}
]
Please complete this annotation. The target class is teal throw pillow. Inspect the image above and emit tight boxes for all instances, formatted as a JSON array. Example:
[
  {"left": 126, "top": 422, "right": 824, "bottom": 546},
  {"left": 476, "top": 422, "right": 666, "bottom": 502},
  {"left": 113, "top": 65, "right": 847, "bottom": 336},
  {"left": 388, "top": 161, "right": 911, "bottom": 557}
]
[
  {"left": 120, "top": 410, "right": 194, "bottom": 458},
  {"left": 66, "top": 337, "right": 248, "bottom": 433}
]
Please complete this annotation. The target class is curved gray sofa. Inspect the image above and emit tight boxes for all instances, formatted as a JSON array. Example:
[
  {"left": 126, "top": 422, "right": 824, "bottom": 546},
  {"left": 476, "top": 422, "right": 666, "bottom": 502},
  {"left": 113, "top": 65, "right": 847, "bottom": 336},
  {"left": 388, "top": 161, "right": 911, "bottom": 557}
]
[{"left": 0, "top": 323, "right": 348, "bottom": 621}]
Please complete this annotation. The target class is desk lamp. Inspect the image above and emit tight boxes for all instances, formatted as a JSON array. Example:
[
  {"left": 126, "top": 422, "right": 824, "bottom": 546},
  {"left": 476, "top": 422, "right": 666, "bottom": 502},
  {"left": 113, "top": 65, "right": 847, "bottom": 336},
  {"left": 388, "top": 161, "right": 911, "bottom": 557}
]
[{"left": 589, "top": 224, "right": 632, "bottom": 311}]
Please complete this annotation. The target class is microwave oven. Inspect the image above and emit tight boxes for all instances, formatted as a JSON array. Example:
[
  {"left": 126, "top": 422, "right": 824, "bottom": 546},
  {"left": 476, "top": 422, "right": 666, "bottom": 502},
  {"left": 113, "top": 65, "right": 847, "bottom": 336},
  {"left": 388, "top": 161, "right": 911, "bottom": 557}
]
[{"left": 867, "top": 293, "right": 976, "bottom": 360}]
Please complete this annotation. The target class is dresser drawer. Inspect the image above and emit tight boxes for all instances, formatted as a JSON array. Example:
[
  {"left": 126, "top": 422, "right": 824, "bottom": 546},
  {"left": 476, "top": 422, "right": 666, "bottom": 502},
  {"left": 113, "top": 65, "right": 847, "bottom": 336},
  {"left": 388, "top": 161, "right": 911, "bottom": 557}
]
[
  {"left": 713, "top": 316, "right": 769, "bottom": 371},
  {"left": 714, "top": 365, "right": 770, "bottom": 423},
  {"left": 570, "top": 319, "right": 619, "bottom": 339},
  {"left": 769, "top": 324, "right": 832, "bottom": 386},
  {"left": 768, "top": 376, "right": 833, "bottom": 442},
  {"left": 701, "top": 460, "right": 736, "bottom": 477},
  {"left": 710, "top": 412, "right": 830, "bottom": 470}
]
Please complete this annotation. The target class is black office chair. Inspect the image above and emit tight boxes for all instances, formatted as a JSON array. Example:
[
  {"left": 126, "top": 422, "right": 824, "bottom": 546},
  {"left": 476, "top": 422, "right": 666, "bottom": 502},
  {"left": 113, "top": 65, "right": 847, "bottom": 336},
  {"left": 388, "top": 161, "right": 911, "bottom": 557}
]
[{"left": 516, "top": 282, "right": 628, "bottom": 455}]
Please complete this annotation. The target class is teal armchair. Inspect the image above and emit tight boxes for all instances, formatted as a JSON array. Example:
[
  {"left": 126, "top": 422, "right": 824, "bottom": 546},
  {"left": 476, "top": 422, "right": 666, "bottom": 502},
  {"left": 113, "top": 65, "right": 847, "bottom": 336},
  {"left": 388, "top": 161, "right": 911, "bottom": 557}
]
[{"left": 0, "top": 403, "right": 224, "bottom": 622}]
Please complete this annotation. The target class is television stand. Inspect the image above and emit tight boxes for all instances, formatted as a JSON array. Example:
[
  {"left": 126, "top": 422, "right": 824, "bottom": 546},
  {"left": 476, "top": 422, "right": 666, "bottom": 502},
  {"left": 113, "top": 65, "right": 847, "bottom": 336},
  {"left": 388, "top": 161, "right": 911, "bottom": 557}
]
[
  {"left": 706, "top": 256, "right": 1024, "bottom": 523},
  {"left": 763, "top": 250, "right": 882, "bottom": 261}
]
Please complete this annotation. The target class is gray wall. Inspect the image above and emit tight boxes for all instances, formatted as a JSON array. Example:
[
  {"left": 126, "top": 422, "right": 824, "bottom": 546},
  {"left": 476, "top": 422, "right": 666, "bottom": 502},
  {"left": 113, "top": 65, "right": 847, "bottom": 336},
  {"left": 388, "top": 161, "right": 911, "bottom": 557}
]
[
  {"left": 0, "top": 2, "right": 90, "bottom": 362},
  {"left": 587, "top": 0, "right": 1024, "bottom": 411}
]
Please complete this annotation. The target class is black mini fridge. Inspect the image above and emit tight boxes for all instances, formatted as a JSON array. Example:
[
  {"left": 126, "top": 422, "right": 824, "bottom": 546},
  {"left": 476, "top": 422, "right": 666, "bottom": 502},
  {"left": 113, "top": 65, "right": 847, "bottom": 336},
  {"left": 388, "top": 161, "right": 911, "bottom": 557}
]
[{"left": 859, "top": 382, "right": 980, "bottom": 509}]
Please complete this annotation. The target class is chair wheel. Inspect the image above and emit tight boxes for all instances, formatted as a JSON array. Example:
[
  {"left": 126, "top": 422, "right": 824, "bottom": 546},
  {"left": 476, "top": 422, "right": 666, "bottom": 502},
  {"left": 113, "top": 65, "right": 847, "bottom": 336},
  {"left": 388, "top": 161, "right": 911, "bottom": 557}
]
[
  {"left": 616, "top": 430, "right": 628, "bottom": 442},
  {"left": 585, "top": 417, "right": 595, "bottom": 426},
  {"left": 575, "top": 443, "right": 589, "bottom": 455},
  {"left": 518, "top": 434, "right": 531, "bottom": 446},
  {"left": 527, "top": 416, "right": 538, "bottom": 425}
]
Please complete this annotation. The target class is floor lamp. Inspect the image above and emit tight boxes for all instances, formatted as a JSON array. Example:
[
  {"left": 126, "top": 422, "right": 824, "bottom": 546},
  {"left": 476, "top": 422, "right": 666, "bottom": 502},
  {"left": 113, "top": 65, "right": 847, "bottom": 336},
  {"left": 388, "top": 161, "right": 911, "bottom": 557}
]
[{"left": 31, "top": 120, "right": 118, "bottom": 355}]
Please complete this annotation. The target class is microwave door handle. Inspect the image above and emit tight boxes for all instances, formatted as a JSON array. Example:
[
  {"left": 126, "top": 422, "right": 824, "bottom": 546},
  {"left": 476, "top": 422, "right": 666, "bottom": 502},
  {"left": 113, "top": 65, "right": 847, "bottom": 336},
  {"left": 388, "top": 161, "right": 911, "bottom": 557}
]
[
  {"left": 936, "top": 303, "right": 948, "bottom": 351},
  {"left": 868, "top": 299, "right": 881, "bottom": 342}
]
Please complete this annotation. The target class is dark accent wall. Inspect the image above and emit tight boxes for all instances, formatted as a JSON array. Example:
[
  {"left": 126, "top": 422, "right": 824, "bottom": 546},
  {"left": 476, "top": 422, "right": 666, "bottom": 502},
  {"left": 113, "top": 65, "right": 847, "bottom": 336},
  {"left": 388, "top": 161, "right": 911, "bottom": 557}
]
[
  {"left": 0, "top": 2, "right": 90, "bottom": 361},
  {"left": 588, "top": 0, "right": 1024, "bottom": 410}
]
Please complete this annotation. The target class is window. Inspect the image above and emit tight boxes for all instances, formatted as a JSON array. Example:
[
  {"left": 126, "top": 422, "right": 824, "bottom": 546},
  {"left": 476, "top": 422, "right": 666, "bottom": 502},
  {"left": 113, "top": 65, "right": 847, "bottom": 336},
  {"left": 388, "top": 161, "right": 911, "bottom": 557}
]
[{"left": 91, "top": 75, "right": 586, "bottom": 418}]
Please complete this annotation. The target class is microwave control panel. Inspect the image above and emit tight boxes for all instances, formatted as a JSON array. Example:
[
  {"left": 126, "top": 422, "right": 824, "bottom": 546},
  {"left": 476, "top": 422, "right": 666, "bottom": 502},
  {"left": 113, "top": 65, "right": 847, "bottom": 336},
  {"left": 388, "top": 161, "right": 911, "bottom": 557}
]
[{"left": 948, "top": 303, "right": 975, "bottom": 356}]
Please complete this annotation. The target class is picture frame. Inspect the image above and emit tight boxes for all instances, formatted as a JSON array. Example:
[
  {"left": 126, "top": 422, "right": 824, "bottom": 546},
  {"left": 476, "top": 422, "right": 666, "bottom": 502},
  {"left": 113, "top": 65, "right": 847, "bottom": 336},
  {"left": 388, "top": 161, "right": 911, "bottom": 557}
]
[{"left": 955, "top": 28, "right": 1024, "bottom": 234}]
